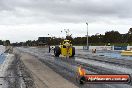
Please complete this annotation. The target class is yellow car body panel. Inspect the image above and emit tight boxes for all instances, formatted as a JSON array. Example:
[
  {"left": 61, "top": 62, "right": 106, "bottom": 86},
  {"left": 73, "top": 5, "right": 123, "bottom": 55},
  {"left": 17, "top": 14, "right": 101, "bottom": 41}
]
[{"left": 60, "top": 45, "right": 72, "bottom": 56}]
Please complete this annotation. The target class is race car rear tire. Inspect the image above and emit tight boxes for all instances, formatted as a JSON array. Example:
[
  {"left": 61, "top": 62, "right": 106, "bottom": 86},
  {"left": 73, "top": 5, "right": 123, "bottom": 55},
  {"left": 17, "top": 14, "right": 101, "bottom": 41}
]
[
  {"left": 54, "top": 46, "right": 61, "bottom": 57},
  {"left": 71, "top": 47, "right": 75, "bottom": 57}
]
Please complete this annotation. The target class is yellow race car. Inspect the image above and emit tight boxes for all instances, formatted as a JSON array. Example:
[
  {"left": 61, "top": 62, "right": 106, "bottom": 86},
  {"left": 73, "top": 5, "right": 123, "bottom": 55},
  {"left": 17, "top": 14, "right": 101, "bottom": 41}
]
[{"left": 54, "top": 40, "right": 75, "bottom": 57}]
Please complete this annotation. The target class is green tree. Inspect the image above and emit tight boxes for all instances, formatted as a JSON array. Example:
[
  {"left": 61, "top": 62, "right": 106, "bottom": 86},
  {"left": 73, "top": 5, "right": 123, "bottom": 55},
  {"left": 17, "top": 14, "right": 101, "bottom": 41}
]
[
  {"left": 5, "top": 40, "right": 10, "bottom": 46},
  {"left": 0, "top": 40, "right": 3, "bottom": 45},
  {"left": 104, "top": 30, "right": 121, "bottom": 43}
]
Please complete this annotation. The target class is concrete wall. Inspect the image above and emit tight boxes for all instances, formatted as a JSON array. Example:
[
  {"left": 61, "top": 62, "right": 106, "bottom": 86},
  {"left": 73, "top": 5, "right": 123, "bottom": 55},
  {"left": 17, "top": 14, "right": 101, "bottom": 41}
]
[
  {"left": 50, "top": 45, "right": 132, "bottom": 51},
  {"left": 0, "top": 45, "right": 5, "bottom": 54},
  {"left": 50, "top": 46, "right": 113, "bottom": 50},
  {"left": 73, "top": 46, "right": 83, "bottom": 50},
  {"left": 89, "top": 46, "right": 112, "bottom": 51},
  {"left": 127, "top": 46, "right": 132, "bottom": 50},
  {"left": 86, "top": 46, "right": 132, "bottom": 51}
]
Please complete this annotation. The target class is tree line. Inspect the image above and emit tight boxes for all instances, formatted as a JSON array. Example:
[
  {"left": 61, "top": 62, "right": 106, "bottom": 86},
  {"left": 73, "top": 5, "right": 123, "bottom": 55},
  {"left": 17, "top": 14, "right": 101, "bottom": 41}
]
[
  {"left": 2, "top": 28, "right": 132, "bottom": 46},
  {"left": 0, "top": 40, "right": 10, "bottom": 46},
  {"left": 72, "top": 28, "right": 132, "bottom": 46}
]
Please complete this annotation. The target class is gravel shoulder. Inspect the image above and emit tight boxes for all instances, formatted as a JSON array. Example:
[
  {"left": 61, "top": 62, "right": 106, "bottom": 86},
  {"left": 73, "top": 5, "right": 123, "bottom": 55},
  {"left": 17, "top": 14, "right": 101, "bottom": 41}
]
[{"left": 14, "top": 49, "right": 78, "bottom": 88}]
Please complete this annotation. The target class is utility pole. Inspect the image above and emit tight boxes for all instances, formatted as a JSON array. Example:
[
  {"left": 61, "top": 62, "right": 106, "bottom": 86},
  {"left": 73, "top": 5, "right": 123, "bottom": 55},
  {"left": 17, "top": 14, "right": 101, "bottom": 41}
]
[{"left": 86, "top": 22, "right": 89, "bottom": 50}]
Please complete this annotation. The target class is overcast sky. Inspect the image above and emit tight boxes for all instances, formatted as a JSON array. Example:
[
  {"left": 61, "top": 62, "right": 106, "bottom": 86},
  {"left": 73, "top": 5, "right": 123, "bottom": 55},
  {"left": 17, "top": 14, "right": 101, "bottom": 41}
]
[{"left": 0, "top": 0, "right": 132, "bottom": 43}]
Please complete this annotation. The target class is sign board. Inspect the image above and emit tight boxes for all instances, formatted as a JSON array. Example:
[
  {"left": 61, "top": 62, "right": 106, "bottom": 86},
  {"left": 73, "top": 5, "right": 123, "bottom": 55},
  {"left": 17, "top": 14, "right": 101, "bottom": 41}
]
[{"left": 114, "top": 46, "right": 127, "bottom": 50}]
